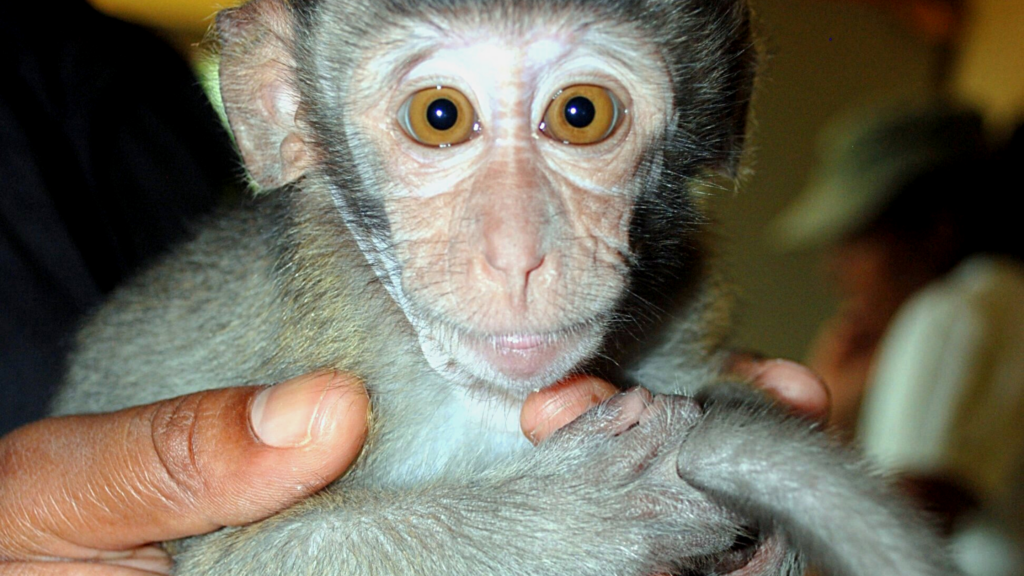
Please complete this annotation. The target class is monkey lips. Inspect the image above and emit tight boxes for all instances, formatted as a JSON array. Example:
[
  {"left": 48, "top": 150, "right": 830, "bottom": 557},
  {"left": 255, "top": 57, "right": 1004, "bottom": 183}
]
[
  {"left": 417, "top": 320, "right": 605, "bottom": 391},
  {"left": 476, "top": 333, "right": 575, "bottom": 380}
]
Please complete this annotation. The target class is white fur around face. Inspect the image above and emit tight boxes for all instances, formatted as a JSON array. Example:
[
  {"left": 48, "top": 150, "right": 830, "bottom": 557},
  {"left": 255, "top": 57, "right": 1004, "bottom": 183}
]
[{"left": 339, "top": 15, "right": 673, "bottom": 400}]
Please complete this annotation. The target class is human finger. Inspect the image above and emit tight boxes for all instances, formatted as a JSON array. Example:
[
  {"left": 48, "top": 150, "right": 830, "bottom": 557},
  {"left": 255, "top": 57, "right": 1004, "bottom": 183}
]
[
  {"left": 726, "top": 354, "right": 830, "bottom": 421},
  {"left": 0, "top": 372, "right": 367, "bottom": 561},
  {"left": 521, "top": 375, "right": 619, "bottom": 443}
]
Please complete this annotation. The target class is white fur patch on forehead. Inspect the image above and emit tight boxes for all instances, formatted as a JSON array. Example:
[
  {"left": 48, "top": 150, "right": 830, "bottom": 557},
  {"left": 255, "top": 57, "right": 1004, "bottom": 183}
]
[
  {"left": 347, "top": 9, "right": 670, "bottom": 110},
  {"left": 405, "top": 38, "right": 568, "bottom": 85}
]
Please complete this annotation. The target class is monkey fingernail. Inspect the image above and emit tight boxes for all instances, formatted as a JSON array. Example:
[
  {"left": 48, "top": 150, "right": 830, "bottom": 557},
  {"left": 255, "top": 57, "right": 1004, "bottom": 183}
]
[{"left": 251, "top": 373, "right": 336, "bottom": 447}]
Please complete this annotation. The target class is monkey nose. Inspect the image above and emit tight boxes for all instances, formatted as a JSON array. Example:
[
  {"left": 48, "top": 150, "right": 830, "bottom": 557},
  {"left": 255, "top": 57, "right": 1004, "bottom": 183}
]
[
  {"left": 482, "top": 237, "right": 546, "bottom": 303},
  {"left": 474, "top": 180, "right": 554, "bottom": 305}
]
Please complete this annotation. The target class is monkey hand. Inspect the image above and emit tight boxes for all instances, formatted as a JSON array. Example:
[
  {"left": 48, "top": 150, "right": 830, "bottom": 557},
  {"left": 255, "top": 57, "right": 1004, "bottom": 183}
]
[
  {"left": 0, "top": 372, "right": 367, "bottom": 575},
  {"left": 524, "top": 373, "right": 956, "bottom": 576},
  {"left": 513, "top": 359, "right": 829, "bottom": 574},
  {"left": 537, "top": 388, "right": 803, "bottom": 576}
]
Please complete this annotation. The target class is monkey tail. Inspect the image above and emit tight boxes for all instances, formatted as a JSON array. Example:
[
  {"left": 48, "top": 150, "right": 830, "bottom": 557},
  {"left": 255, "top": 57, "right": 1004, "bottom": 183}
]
[{"left": 675, "top": 389, "right": 962, "bottom": 576}]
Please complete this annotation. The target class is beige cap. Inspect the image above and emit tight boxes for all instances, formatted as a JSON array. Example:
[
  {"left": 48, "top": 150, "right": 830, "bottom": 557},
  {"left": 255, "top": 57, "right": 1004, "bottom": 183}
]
[{"left": 770, "top": 104, "right": 986, "bottom": 250}]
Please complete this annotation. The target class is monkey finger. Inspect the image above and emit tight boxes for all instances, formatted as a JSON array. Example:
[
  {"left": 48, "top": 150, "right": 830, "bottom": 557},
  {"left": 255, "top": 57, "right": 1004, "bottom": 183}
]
[
  {"left": 726, "top": 354, "right": 830, "bottom": 421},
  {"left": 0, "top": 372, "right": 367, "bottom": 561},
  {"left": 520, "top": 375, "right": 619, "bottom": 443}
]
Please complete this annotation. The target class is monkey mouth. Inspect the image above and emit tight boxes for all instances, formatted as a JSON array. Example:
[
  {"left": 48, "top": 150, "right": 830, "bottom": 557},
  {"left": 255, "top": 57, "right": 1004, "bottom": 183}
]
[
  {"left": 456, "top": 324, "right": 601, "bottom": 385},
  {"left": 479, "top": 333, "right": 570, "bottom": 378},
  {"left": 412, "top": 312, "right": 607, "bottom": 391}
]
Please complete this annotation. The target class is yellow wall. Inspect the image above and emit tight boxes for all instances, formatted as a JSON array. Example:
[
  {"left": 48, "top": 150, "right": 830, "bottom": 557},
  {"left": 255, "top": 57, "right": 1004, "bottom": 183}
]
[
  {"left": 952, "top": 0, "right": 1024, "bottom": 131},
  {"left": 88, "top": 0, "right": 241, "bottom": 33},
  {"left": 712, "top": 0, "right": 937, "bottom": 359}
]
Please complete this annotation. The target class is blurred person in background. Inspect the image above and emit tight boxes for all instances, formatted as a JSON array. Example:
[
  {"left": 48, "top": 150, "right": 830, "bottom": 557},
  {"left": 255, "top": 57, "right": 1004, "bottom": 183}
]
[{"left": 774, "top": 104, "right": 1024, "bottom": 576}]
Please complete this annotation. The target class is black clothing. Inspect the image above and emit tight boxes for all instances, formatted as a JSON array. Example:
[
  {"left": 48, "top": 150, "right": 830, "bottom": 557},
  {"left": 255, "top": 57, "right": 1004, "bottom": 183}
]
[{"left": 0, "top": 2, "right": 236, "bottom": 434}]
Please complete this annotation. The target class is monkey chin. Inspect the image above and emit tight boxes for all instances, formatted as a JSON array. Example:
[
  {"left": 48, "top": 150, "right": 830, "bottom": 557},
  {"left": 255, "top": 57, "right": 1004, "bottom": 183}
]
[{"left": 415, "top": 320, "right": 607, "bottom": 399}]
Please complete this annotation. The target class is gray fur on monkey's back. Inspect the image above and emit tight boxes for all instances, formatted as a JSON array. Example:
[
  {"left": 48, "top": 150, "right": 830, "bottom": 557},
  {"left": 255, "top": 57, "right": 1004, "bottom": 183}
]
[{"left": 52, "top": 0, "right": 960, "bottom": 574}]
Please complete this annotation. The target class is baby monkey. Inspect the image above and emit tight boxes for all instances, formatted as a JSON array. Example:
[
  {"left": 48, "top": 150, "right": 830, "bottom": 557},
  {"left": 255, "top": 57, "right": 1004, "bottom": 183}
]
[{"left": 53, "top": 0, "right": 960, "bottom": 574}]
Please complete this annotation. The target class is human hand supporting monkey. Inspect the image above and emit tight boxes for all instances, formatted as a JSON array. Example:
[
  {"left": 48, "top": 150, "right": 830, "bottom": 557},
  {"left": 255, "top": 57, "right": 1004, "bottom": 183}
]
[
  {"left": 0, "top": 373, "right": 366, "bottom": 575},
  {"left": 0, "top": 360, "right": 825, "bottom": 575}
]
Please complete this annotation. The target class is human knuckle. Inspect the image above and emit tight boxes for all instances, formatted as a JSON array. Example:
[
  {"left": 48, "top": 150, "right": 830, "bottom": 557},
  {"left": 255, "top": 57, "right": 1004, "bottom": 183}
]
[{"left": 144, "top": 394, "right": 211, "bottom": 500}]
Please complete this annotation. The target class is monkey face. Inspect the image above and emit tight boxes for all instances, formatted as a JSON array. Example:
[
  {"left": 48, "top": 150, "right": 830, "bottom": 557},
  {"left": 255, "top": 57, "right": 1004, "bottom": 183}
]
[
  {"left": 217, "top": 0, "right": 751, "bottom": 397},
  {"left": 334, "top": 17, "right": 674, "bottom": 394}
]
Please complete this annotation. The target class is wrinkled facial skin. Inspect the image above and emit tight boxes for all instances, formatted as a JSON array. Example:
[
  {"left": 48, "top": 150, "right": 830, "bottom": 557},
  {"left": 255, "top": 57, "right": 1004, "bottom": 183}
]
[{"left": 338, "top": 17, "right": 673, "bottom": 396}]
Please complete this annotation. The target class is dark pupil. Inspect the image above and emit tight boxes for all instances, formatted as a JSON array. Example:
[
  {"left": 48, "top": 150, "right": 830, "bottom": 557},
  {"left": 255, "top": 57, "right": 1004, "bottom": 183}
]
[
  {"left": 426, "top": 98, "right": 458, "bottom": 131},
  {"left": 564, "top": 96, "right": 596, "bottom": 129}
]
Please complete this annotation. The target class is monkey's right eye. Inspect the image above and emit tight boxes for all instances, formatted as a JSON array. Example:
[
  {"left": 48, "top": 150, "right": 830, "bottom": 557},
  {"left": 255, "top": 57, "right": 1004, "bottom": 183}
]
[{"left": 398, "top": 87, "right": 478, "bottom": 147}]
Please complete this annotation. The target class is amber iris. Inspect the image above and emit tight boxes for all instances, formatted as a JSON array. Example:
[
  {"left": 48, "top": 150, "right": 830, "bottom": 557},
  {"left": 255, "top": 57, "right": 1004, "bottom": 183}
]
[
  {"left": 400, "top": 86, "right": 476, "bottom": 146},
  {"left": 541, "top": 85, "right": 620, "bottom": 145}
]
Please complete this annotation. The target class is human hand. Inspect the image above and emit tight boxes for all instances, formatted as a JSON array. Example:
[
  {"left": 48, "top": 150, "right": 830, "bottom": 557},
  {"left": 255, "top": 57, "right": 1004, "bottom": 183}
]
[
  {"left": 521, "top": 355, "right": 830, "bottom": 443},
  {"left": 805, "top": 314, "right": 881, "bottom": 432},
  {"left": 0, "top": 372, "right": 368, "bottom": 575}
]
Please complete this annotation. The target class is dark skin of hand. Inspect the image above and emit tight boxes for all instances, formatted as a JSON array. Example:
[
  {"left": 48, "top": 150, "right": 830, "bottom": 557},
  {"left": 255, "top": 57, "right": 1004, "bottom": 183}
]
[{"left": 0, "top": 360, "right": 828, "bottom": 575}]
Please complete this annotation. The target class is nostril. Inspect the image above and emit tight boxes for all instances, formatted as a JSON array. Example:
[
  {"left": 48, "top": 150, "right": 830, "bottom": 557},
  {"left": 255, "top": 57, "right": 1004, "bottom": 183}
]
[
  {"left": 483, "top": 236, "right": 546, "bottom": 285},
  {"left": 526, "top": 254, "right": 545, "bottom": 276}
]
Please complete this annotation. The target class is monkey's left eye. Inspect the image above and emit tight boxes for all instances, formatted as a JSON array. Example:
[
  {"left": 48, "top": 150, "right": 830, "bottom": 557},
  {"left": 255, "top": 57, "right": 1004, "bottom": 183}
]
[
  {"left": 540, "top": 85, "right": 622, "bottom": 145},
  {"left": 398, "top": 87, "right": 478, "bottom": 147}
]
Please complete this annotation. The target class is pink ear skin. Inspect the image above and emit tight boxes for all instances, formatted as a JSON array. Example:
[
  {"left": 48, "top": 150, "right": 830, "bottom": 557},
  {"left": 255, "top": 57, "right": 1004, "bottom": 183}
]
[{"left": 217, "top": 0, "right": 314, "bottom": 189}]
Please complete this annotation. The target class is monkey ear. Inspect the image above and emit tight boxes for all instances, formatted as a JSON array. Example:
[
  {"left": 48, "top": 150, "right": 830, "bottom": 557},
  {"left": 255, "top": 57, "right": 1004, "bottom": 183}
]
[
  {"left": 217, "top": 0, "right": 313, "bottom": 190},
  {"left": 714, "top": 98, "right": 752, "bottom": 180},
  {"left": 710, "top": 45, "right": 756, "bottom": 180}
]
